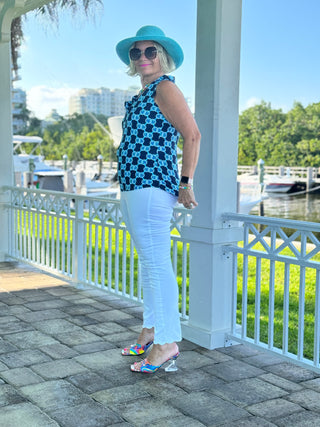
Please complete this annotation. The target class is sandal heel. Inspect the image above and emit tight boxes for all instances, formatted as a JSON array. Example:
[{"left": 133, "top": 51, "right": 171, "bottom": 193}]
[
  {"left": 165, "top": 358, "right": 178, "bottom": 372},
  {"left": 131, "top": 352, "right": 180, "bottom": 373}
]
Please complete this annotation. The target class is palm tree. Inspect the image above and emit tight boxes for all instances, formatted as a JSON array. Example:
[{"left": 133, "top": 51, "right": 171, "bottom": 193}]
[{"left": 11, "top": 0, "right": 103, "bottom": 76}]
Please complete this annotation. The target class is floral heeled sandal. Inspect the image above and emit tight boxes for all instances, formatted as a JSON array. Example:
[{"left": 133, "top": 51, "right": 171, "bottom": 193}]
[
  {"left": 121, "top": 341, "right": 153, "bottom": 356},
  {"left": 130, "top": 352, "right": 180, "bottom": 373}
]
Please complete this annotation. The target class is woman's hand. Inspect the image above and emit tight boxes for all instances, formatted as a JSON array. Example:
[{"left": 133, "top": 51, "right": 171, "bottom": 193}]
[{"left": 178, "top": 187, "right": 198, "bottom": 209}]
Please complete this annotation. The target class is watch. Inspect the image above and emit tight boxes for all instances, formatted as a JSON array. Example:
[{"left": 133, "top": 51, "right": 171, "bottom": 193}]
[{"left": 180, "top": 176, "right": 190, "bottom": 184}]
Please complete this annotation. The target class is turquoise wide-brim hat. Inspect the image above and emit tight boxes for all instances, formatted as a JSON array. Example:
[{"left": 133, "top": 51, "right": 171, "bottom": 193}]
[{"left": 116, "top": 25, "right": 184, "bottom": 69}]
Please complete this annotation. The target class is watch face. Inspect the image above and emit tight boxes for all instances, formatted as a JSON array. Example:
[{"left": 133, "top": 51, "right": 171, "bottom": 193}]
[{"left": 180, "top": 176, "right": 189, "bottom": 184}]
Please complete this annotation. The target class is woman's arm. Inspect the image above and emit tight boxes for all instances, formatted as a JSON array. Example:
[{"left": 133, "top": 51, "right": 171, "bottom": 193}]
[{"left": 155, "top": 80, "right": 201, "bottom": 208}]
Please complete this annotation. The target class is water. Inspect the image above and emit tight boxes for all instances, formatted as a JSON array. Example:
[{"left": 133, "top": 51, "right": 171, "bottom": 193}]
[{"left": 250, "top": 193, "right": 320, "bottom": 224}]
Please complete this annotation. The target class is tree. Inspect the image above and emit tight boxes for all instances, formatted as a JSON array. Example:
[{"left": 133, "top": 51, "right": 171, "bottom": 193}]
[
  {"left": 238, "top": 101, "right": 285, "bottom": 165},
  {"left": 238, "top": 100, "right": 320, "bottom": 167},
  {"left": 10, "top": 0, "right": 103, "bottom": 75},
  {"left": 23, "top": 113, "right": 116, "bottom": 161}
]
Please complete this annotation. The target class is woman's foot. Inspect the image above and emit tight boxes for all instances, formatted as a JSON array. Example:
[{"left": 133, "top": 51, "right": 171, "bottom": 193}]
[
  {"left": 121, "top": 327, "right": 154, "bottom": 356},
  {"left": 130, "top": 342, "right": 179, "bottom": 372},
  {"left": 137, "top": 327, "right": 154, "bottom": 346}
]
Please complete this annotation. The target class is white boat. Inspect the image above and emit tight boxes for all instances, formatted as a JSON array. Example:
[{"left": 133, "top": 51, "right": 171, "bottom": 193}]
[
  {"left": 13, "top": 135, "right": 65, "bottom": 191},
  {"left": 84, "top": 177, "right": 119, "bottom": 199},
  {"left": 238, "top": 173, "right": 295, "bottom": 193},
  {"left": 13, "top": 135, "right": 118, "bottom": 198},
  {"left": 237, "top": 181, "right": 267, "bottom": 214}
]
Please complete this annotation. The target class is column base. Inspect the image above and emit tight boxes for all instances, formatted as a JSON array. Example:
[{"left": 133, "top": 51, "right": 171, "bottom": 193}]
[{"left": 181, "top": 320, "right": 239, "bottom": 350}]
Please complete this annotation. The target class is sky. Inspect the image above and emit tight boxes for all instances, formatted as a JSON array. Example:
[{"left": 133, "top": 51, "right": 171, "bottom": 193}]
[{"left": 17, "top": 0, "right": 320, "bottom": 119}]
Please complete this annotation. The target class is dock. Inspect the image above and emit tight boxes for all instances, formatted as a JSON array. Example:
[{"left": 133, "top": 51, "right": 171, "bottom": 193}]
[{"left": 238, "top": 165, "right": 320, "bottom": 193}]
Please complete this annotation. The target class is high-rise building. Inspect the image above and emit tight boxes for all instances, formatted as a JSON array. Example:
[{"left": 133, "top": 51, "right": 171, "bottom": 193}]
[
  {"left": 12, "top": 88, "right": 27, "bottom": 133},
  {"left": 69, "top": 87, "right": 138, "bottom": 117}
]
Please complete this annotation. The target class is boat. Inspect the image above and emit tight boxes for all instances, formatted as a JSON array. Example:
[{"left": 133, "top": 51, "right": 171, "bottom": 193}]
[
  {"left": 237, "top": 173, "right": 296, "bottom": 193},
  {"left": 13, "top": 135, "right": 65, "bottom": 191},
  {"left": 238, "top": 185, "right": 267, "bottom": 214},
  {"left": 83, "top": 176, "right": 119, "bottom": 199},
  {"left": 13, "top": 135, "right": 118, "bottom": 198}
]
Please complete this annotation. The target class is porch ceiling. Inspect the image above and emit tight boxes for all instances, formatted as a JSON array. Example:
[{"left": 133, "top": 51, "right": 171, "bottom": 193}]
[{"left": 0, "top": 0, "right": 50, "bottom": 41}]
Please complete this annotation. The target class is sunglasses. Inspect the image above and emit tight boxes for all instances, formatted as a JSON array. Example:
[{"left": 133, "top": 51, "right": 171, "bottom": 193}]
[{"left": 129, "top": 46, "right": 159, "bottom": 61}]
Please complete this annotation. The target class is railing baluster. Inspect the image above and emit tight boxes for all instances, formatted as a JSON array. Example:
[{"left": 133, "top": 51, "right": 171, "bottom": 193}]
[
  {"left": 61, "top": 216, "right": 65, "bottom": 273},
  {"left": 129, "top": 238, "right": 134, "bottom": 299},
  {"left": 172, "top": 239, "right": 178, "bottom": 276},
  {"left": 46, "top": 212, "right": 50, "bottom": 267},
  {"left": 122, "top": 228, "right": 127, "bottom": 296},
  {"left": 107, "top": 225, "right": 113, "bottom": 292},
  {"left": 115, "top": 227, "right": 119, "bottom": 294},
  {"left": 242, "top": 254, "right": 248, "bottom": 339},
  {"left": 41, "top": 212, "right": 45, "bottom": 265},
  {"left": 56, "top": 214, "right": 60, "bottom": 271},
  {"left": 18, "top": 202, "right": 22, "bottom": 256},
  {"left": 94, "top": 224, "right": 99, "bottom": 286},
  {"left": 14, "top": 204, "right": 18, "bottom": 256},
  {"left": 231, "top": 252, "right": 238, "bottom": 334},
  {"left": 283, "top": 263, "right": 290, "bottom": 355},
  {"left": 268, "top": 259, "right": 275, "bottom": 350},
  {"left": 314, "top": 270, "right": 320, "bottom": 368},
  {"left": 67, "top": 214, "right": 71, "bottom": 276},
  {"left": 254, "top": 257, "right": 261, "bottom": 344},
  {"left": 181, "top": 241, "right": 188, "bottom": 319},
  {"left": 31, "top": 210, "right": 35, "bottom": 261},
  {"left": 87, "top": 219, "right": 91, "bottom": 283},
  {"left": 137, "top": 259, "right": 142, "bottom": 302},
  {"left": 23, "top": 209, "right": 26, "bottom": 259},
  {"left": 27, "top": 208, "right": 31, "bottom": 260},
  {"left": 100, "top": 223, "right": 105, "bottom": 289},
  {"left": 51, "top": 212, "right": 55, "bottom": 269},
  {"left": 37, "top": 211, "right": 41, "bottom": 264},
  {"left": 298, "top": 266, "right": 306, "bottom": 360}
]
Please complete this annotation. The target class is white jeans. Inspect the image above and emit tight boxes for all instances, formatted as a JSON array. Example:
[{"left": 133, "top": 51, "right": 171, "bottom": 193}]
[{"left": 120, "top": 187, "right": 182, "bottom": 345}]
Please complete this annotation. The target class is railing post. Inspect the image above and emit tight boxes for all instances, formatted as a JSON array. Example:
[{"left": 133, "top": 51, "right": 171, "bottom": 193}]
[
  {"left": 76, "top": 171, "right": 86, "bottom": 195},
  {"left": 97, "top": 154, "right": 103, "bottom": 178},
  {"left": 72, "top": 198, "right": 85, "bottom": 286},
  {"left": 307, "top": 167, "right": 313, "bottom": 192},
  {"left": 64, "top": 170, "right": 74, "bottom": 193},
  {"left": 63, "top": 154, "right": 68, "bottom": 171}
]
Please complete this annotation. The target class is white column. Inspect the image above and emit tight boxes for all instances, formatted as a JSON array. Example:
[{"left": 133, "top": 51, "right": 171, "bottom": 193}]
[
  {"left": 0, "top": 35, "right": 13, "bottom": 261},
  {"left": 181, "top": 0, "right": 243, "bottom": 349}
]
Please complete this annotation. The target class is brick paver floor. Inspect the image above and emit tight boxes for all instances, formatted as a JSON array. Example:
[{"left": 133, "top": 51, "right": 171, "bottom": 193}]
[{"left": 0, "top": 261, "right": 320, "bottom": 426}]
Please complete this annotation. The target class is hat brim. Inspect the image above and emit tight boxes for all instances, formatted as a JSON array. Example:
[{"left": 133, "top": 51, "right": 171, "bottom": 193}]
[{"left": 116, "top": 35, "right": 184, "bottom": 69}]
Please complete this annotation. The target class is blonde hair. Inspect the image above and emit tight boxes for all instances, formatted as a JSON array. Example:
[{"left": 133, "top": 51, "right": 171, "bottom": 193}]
[{"left": 127, "top": 41, "right": 176, "bottom": 76}]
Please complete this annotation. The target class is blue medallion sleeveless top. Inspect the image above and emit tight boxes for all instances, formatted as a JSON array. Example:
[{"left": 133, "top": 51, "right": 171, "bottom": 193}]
[{"left": 117, "top": 75, "right": 180, "bottom": 197}]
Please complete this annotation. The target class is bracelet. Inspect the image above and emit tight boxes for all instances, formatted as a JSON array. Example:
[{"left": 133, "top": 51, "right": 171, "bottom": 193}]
[{"left": 179, "top": 184, "right": 193, "bottom": 190}]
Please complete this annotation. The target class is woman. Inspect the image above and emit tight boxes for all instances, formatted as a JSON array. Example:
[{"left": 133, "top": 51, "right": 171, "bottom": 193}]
[{"left": 116, "top": 25, "right": 200, "bottom": 373}]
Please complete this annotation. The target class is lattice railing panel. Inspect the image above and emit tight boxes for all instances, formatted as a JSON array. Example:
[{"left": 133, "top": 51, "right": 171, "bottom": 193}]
[
  {"left": 223, "top": 212, "right": 320, "bottom": 371},
  {"left": 4, "top": 186, "right": 191, "bottom": 319}
]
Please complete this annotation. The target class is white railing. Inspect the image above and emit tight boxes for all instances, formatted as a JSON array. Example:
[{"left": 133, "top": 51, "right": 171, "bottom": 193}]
[
  {"left": 4, "top": 186, "right": 191, "bottom": 319},
  {"left": 48, "top": 160, "right": 320, "bottom": 180},
  {"left": 222, "top": 212, "right": 320, "bottom": 370},
  {"left": 5, "top": 185, "right": 320, "bottom": 370},
  {"left": 238, "top": 165, "right": 319, "bottom": 180}
]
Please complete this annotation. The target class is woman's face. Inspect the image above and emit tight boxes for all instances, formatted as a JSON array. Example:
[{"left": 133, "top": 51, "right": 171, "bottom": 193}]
[{"left": 133, "top": 41, "right": 163, "bottom": 80}]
